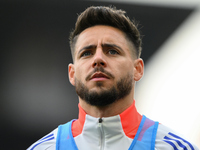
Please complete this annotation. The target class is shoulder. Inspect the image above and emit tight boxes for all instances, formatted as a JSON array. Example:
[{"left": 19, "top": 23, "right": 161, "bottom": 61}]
[
  {"left": 27, "top": 128, "right": 58, "bottom": 150},
  {"left": 155, "top": 123, "right": 199, "bottom": 150}
]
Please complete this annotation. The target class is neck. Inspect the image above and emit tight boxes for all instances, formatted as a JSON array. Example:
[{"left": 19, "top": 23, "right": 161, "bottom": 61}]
[{"left": 79, "top": 92, "right": 134, "bottom": 118}]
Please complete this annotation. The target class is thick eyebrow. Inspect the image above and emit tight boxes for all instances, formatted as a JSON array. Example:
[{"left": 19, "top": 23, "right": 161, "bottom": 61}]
[
  {"left": 78, "top": 45, "right": 96, "bottom": 55},
  {"left": 77, "top": 43, "right": 124, "bottom": 56},
  {"left": 102, "top": 43, "right": 123, "bottom": 52}
]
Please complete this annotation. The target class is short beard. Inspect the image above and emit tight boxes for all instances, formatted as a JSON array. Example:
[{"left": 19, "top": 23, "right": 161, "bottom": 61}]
[{"left": 75, "top": 73, "right": 133, "bottom": 107}]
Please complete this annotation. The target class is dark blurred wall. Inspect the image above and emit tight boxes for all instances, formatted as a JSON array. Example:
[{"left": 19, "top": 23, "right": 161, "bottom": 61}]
[{"left": 0, "top": 0, "right": 193, "bottom": 149}]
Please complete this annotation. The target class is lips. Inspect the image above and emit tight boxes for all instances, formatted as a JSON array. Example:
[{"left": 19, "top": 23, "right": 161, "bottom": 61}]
[{"left": 90, "top": 72, "right": 110, "bottom": 81}]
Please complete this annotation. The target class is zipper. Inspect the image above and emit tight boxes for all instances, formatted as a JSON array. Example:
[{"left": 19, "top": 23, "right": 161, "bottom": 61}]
[{"left": 98, "top": 118, "right": 104, "bottom": 150}]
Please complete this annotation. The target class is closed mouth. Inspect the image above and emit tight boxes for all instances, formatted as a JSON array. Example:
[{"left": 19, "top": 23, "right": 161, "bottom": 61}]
[{"left": 90, "top": 72, "right": 110, "bottom": 80}]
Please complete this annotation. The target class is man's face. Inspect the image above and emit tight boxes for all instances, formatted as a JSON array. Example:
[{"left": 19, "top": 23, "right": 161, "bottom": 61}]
[{"left": 69, "top": 25, "right": 143, "bottom": 106}]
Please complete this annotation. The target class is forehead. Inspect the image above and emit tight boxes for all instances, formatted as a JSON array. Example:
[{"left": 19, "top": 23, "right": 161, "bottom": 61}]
[{"left": 74, "top": 25, "right": 133, "bottom": 54}]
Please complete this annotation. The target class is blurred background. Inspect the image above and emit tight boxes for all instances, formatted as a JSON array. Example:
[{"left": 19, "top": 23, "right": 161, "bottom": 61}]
[{"left": 1, "top": 0, "right": 200, "bottom": 149}]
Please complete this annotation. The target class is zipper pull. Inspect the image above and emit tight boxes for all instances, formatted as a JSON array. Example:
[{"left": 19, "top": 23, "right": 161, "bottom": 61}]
[
  {"left": 99, "top": 118, "right": 103, "bottom": 123},
  {"left": 98, "top": 118, "right": 103, "bottom": 127}
]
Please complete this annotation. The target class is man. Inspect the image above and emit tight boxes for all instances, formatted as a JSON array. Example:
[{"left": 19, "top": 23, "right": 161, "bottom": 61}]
[{"left": 27, "top": 6, "right": 199, "bottom": 150}]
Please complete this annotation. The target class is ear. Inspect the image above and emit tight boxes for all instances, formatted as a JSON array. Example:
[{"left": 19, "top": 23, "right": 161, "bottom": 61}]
[
  {"left": 134, "top": 58, "right": 144, "bottom": 81},
  {"left": 68, "top": 63, "right": 75, "bottom": 86}
]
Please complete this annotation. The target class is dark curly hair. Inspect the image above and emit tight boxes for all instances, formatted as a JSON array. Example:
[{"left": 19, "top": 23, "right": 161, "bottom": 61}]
[{"left": 69, "top": 6, "right": 142, "bottom": 61}]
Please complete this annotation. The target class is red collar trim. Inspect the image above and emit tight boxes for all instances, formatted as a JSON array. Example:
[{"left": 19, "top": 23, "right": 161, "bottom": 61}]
[
  {"left": 72, "top": 100, "right": 142, "bottom": 139},
  {"left": 71, "top": 104, "right": 86, "bottom": 138},
  {"left": 119, "top": 100, "right": 142, "bottom": 139}
]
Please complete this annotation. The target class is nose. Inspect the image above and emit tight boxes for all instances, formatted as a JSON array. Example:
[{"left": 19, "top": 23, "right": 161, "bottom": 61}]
[{"left": 92, "top": 48, "right": 107, "bottom": 68}]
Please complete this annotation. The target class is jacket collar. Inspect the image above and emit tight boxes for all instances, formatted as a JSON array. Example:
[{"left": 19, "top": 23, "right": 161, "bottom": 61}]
[{"left": 72, "top": 100, "right": 142, "bottom": 139}]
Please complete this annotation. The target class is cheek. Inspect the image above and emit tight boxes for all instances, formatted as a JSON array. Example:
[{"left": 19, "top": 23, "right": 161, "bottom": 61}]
[
  {"left": 116, "top": 60, "right": 133, "bottom": 71},
  {"left": 75, "top": 66, "right": 87, "bottom": 81}
]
